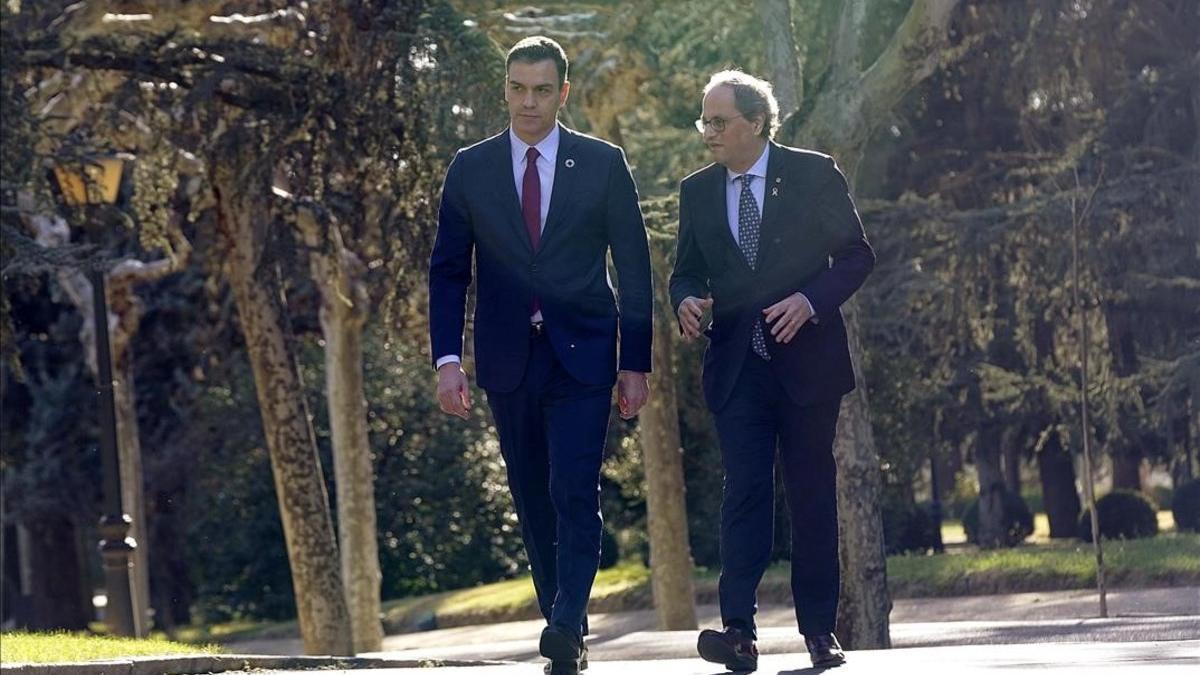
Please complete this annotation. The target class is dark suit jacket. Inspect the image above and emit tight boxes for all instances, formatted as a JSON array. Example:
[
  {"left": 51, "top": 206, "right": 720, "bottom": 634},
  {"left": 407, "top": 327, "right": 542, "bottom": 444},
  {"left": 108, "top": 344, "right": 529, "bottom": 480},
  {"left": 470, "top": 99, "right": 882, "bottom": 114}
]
[
  {"left": 429, "top": 124, "right": 653, "bottom": 393},
  {"left": 669, "top": 142, "right": 875, "bottom": 411}
]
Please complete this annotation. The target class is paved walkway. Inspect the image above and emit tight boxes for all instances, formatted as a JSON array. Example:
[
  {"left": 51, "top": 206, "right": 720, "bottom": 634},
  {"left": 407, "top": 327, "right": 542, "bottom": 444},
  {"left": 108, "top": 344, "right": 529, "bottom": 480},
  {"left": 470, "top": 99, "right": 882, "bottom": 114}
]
[
  {"left": 264, "top": 641, "right": 1200, "bottom": 674},
  {"left": 229, "top": 586, "right": 1200, "bottom": 658}
]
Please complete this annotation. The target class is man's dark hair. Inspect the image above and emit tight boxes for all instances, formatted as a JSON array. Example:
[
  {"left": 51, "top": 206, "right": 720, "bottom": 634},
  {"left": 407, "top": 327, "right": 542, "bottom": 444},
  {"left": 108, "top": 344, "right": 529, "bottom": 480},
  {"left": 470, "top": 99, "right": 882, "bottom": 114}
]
[{"left": 506, "top": 36, "right": 569, "bottom": 87}]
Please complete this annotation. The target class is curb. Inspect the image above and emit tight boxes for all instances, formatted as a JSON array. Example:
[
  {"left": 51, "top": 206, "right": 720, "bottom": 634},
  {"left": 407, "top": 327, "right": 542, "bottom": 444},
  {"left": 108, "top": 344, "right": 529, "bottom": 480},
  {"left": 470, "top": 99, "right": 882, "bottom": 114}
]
[{"left": 0, "top": 654, "right": 511, "bottom": 674}]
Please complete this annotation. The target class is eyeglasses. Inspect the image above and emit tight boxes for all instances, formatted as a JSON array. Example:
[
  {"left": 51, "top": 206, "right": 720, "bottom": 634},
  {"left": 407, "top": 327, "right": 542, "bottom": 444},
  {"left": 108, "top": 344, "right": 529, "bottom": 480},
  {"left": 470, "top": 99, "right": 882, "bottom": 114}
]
[{"left": 694, "top": 114, "right": 745, "bottom": 134}]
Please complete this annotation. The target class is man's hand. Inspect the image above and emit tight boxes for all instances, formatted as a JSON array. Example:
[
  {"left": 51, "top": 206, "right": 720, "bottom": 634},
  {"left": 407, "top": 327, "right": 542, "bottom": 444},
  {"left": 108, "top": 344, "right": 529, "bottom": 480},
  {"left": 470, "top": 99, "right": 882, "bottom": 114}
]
[
  {"left": 677, "top": 296, "right": 713, "bottom": 341},
  {"left": 763, "top": 293, "right": 815, "bottom": 344},
  {"left": 617, "top": 370, "right": 650, "bottom": 420},
  {"left": 436, "top": 363, "right": 472, "bottom": 419}
]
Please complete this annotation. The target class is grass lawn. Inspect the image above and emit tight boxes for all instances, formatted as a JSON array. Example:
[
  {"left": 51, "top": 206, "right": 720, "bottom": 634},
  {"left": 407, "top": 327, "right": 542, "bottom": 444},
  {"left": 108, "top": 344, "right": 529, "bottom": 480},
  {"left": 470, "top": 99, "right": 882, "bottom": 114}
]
[
  {"left": 189, "top": 512, "right": 1197, "bottom": 644},
  {"left": 370, "top": 530, "right": 1198, "bottom": 633},
  {"left": 887, "top": 532, "right": 1200, "bottom": 597},
  {"left": 0, "top": 631, "right": 221, "bottom": 664}
]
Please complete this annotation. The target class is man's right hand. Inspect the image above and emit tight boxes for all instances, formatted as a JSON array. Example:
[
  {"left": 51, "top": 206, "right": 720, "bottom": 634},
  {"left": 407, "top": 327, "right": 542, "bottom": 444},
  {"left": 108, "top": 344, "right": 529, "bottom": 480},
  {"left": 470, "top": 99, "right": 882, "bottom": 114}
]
[
  {"left": 677, "top": 296, "right": 713, "bottom": 341},
  {"left": 436, "top": 363, "right": 472, "bottom": 419}
]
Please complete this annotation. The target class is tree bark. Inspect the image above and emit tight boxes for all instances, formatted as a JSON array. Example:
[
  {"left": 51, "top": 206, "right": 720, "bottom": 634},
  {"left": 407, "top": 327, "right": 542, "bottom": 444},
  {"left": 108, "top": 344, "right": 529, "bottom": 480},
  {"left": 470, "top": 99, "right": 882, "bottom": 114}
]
[
  {"left": 1038, "top": 431, "right": 1080, "bottom": 538},
  {"left": 974, "top": 423, "right": 1008, "bottom": 548},
  {"left": 297, "top": 208, "right": 384, "bottom": 653},
  {"left": 640, "top": 236, "right": 698, "bottom": 631},
  {"left": 16, "top": 517, "right": 91, "bottom": 630},
  {"left": 757, "top": 0, "right": 802, "bottom": 117},
  {"left": 833, "top": 302, "right": 891, "bottom": 650},
  {"left": 1111, "top": 449, "right": 1144, "bottom": 492},
  {"left": 214, "top": 177, "right": 352, "bottom": 656},
  {"left": 1002, "top": 433, "right": 1022, "bottom": 495},
  {"left": 113, "top": 355, "right": 151, "bottom": 632}
]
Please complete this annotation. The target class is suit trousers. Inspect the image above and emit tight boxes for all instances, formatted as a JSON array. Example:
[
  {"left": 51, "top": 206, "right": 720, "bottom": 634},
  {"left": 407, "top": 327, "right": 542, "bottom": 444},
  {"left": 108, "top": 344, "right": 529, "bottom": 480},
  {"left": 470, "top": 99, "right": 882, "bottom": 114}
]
[
  {"left": 712, "top": 351, "right": 842, "bottom": 638},
  {"left": 485, "top": 328, "right": 612, "bottom": 638}
]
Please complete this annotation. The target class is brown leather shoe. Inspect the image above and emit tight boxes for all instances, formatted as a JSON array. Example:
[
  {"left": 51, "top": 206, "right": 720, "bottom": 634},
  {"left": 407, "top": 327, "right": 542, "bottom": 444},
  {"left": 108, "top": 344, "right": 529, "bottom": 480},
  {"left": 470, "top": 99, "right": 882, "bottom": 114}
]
[
  {"left": 697, "top": 626, "right": 758, "bottom": 671},
  {"left": 805, "top": 633, "right": 846, "bottom": 668}
]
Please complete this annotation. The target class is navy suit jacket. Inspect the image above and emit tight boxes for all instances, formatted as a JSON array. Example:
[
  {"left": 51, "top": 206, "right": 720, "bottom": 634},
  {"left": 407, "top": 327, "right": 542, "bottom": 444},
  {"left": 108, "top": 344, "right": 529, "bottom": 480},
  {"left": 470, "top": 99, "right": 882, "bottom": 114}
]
[
  {"left": 429, "top": 124, "right": 653, "bottom": 393},
  {"left": 669, "top": 143, "right": 875, "bottom": 411}
]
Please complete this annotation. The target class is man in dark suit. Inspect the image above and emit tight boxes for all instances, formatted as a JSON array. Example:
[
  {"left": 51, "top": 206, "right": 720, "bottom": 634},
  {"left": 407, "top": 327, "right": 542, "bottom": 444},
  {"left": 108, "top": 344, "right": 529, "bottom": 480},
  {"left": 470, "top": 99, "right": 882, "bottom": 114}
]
[
  {"left": 670, "top": 70, "right": 875, "bottom": 670},
  {"left": 428, "top": 36, "right": 652, "bottom": 674}
]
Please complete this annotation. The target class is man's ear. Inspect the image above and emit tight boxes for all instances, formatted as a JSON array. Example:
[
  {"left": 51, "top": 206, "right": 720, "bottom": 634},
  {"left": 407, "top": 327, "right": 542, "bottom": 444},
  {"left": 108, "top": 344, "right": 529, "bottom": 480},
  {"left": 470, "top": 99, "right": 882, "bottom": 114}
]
[{"left": 559, "top": 80, "right": 571, "bottom": 107}]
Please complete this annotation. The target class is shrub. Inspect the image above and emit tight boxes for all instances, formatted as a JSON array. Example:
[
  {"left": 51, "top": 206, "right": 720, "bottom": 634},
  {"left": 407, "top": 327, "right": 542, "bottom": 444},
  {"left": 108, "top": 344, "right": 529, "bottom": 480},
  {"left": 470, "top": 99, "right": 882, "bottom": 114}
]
[
  {"left": 882, "top": 502, "right": 941, "bottom": 555},
  {"left": 963, "top": 490, "right": 1034, "bottom": 547},
  {"left": 1170, "top": 480, "right": 1200, "bottom": 533},
  {"left": 1078, "top": 490, "right": 1159, "bottom": 542}
]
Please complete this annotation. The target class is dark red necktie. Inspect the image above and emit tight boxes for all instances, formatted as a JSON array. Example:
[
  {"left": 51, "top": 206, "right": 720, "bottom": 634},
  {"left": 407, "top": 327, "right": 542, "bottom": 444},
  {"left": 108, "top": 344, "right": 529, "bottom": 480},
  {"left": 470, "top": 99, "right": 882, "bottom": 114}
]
[{"left": 522, "top": 146, "right": 542, "bottom": 314}]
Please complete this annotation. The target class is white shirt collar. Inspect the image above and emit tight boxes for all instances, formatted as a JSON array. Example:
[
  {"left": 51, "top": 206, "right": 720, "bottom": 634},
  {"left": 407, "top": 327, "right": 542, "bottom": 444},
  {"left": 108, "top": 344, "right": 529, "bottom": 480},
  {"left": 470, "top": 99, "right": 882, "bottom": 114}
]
[
  {"left": 726, "top": 142, "right": 770, "bottom": 185},
  {"left": 510, "top": 124, "right": 561, "bottom": 165}
]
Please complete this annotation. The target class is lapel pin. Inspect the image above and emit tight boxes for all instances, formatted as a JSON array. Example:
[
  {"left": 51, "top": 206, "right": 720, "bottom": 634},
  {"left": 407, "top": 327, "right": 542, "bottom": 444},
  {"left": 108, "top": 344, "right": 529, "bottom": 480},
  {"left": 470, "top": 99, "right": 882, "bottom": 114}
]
[
  {"left": 564, "top": 158, "right": 575, "bottom": 168},
  {"left": 771, "top": 187, "right": 779, "bottom": 197},
  {"left": 775, "top": 177, "right": 781, "bottom": 183}
]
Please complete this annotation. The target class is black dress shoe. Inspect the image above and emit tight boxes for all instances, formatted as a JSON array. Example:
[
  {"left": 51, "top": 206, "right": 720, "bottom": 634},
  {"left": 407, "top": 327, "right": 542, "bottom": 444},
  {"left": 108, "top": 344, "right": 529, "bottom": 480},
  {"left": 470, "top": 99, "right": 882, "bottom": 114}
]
[
  {"left": 541, "top": 625, "right": 585, "bottom": 675},
  {"left": 542, "top": 643, "right": 588, "bottom": 674},
  {"left": 804, "top": 633, "right": 846, "bottom": 668},
  {"left": 697, "top": 626, "right": 758, "bottom": 671}
]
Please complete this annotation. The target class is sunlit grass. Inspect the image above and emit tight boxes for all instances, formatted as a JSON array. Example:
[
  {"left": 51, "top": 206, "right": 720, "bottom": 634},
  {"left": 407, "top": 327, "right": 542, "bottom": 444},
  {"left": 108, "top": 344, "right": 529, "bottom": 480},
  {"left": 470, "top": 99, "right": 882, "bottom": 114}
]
[
  {"left": 887, "top": 532, "right": 1200, "bottom": 597},
  {"left": 0, "top": 631, "right": 221, "bottom": 664},
  {"left": 188, "top": 516, "right": 1197, "bottom": 643}
]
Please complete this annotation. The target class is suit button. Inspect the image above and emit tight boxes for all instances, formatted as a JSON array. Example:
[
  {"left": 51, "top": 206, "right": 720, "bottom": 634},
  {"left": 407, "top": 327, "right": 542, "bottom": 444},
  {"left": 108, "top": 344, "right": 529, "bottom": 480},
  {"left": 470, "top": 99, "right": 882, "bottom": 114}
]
[
  {"left": 531, "top": 263, "right": 539, "bottom": 272},
  {"left": 570, "top": 344, "right": 576, "bottom": 349}
]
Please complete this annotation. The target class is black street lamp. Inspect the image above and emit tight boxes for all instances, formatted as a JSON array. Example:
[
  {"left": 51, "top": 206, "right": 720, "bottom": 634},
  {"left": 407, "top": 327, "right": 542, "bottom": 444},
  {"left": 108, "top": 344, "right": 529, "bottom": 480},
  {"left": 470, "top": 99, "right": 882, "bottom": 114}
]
[{"left": 51, "top": 157, "right": 141, "bottom": 637}]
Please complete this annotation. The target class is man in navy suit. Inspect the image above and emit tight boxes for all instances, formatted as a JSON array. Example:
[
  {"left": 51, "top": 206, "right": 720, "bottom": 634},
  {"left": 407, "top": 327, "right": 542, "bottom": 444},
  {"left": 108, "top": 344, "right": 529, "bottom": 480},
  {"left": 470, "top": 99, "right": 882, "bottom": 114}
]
[
  {"left": 428, "top": 36, "right": 652, "bottom": 674},
  {"left": 670, "top": 71, "right": 875, "bottom": 670}
]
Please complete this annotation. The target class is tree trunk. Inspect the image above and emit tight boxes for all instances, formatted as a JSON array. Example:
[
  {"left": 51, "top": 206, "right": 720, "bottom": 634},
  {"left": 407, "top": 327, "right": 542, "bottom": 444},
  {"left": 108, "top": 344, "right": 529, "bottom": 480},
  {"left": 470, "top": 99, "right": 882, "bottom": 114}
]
[
  {"left": 113, "top": 355, "right": 152, "bottom": 633},
  {"left": 1038, "top": 432, "right": 1081, "bottom": 538},
  {"left": 215, "top": 181, "right": 352, "bottom": 656},
  {"left": 1002, "top": 434, "right": 1022, "bottom": 496},
  {"left": 833, "top": 301, "right": 891, "bottom": 649},
  {"left": 19, "top": 517, "right": 91, "bottom": 630},
  {"left": 1110, "top": 448, "right": 1143, "bottom": 492},
  {"left": 757, "top": 0, "right": 802, "bottom": 117},
  {"left": 640, "top": 238, "right": 698, "bottom": 630},
  {"left": 298, "top": 210, "right": 384, "bottom": 653},
  {"left": 757, "top": 0, "right": 961, "bottom": 648},
  {"left": 974, "top": 423, "right": 1007, "bottom": 548}
]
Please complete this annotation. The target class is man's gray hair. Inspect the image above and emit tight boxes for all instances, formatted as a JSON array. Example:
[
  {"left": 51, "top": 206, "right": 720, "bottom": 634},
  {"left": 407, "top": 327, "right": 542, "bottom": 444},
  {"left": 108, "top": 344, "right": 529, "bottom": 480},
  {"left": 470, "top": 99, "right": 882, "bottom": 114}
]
[{"left": 703, "top": 70, "right": 780, "bottom": 139}]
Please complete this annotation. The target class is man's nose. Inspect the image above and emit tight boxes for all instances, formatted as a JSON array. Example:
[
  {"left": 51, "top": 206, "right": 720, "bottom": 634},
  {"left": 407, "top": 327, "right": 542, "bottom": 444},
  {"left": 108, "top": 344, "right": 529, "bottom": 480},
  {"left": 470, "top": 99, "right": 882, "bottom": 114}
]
[
  {"left": 703, "top": 125, "right": 718, "bottom": 141},
  {"left": 523, "top": 91, "right": 537, "bottom": 108}
]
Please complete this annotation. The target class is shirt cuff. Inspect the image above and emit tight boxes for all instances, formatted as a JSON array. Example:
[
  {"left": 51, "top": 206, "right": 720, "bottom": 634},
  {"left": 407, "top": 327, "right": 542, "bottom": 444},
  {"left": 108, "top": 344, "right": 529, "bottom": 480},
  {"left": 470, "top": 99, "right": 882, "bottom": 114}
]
[
  {"left": 797, "top": 292, "right": 819, "bottom": 324},
  {"left": 435, "top": 355, "right": 462, "bottom": 369}
]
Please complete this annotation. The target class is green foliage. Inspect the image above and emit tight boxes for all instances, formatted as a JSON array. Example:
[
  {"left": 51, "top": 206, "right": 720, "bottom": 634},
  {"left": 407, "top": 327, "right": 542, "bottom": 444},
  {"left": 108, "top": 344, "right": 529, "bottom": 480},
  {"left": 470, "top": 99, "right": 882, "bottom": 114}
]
[
  {"left": 882, "top": 501, "right": 940, "bottom": 555},
  {"left": 599, "top": 526, "right": 620, "bottom": 570},
  {"left": 349, "top": 329, "right": 525, "bottom": 598},
  {"left": 1172, "top": 481, "right": 1200, "bottom": 534},
  {"left": 962, "top": 491, "right": 1034, "bottom": 547},
  {"left": 185, "top": 351, "right": 294, "bottom": 622},
  {"left": 1078, "top": 490, "right": 1159, "bottom": 542},
  {"left": 0, "top": 284, "right": 100, "bottom": 524}
]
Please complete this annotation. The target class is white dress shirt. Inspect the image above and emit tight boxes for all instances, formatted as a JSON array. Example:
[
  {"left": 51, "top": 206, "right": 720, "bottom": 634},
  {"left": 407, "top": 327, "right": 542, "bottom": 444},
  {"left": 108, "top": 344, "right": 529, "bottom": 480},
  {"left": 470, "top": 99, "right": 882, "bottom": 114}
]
[
  {"left": 436, "top": 126, "right": 560, "bottom": 370},
  {"left": 725, "top": 143, "right": 769, "bottom": 243},
  {"left": 723, "top": 142, "right": 817, "bottom": 324}
]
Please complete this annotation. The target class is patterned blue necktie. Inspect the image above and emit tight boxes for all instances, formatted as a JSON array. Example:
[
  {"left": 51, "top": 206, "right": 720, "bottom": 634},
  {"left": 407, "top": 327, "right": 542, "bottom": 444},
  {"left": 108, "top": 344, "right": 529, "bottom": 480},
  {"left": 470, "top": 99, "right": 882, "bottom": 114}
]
[{"left": 738, "top": 175, "right": 770, "bottom": 360}]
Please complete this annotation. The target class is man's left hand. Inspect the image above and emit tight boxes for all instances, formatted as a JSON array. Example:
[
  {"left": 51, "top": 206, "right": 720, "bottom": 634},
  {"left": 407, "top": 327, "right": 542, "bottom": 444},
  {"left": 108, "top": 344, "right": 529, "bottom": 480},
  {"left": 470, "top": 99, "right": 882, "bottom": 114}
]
[
  {"left": 617, "top": 370, "right": 650, "bottom": 420},
  {"left": 763, "top": 293, "right": 815, "bottom": 344}
]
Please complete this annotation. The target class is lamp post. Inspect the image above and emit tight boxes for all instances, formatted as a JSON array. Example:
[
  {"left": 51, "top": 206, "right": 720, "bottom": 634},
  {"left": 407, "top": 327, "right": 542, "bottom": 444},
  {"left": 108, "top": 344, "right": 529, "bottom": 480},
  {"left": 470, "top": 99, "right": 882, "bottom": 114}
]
[{"left": 51, "top": 157, "right": 141, "bottom": 637}]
